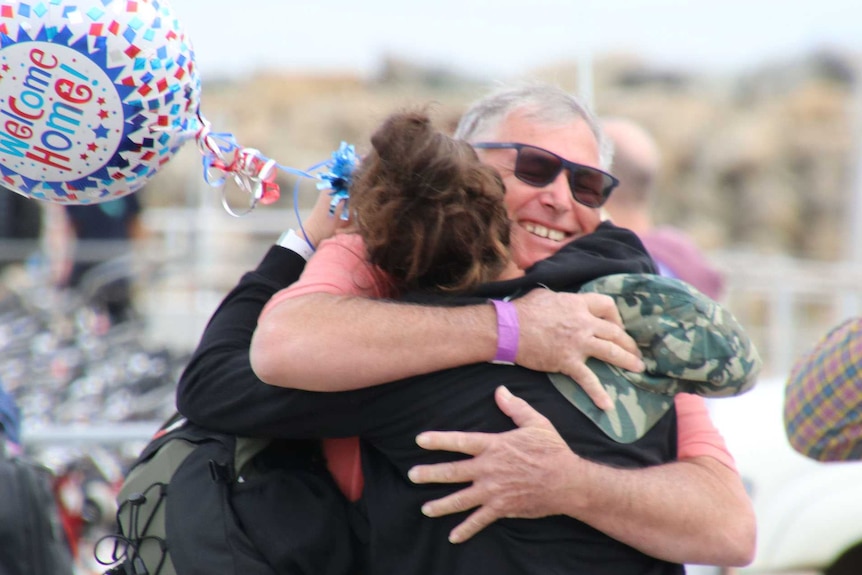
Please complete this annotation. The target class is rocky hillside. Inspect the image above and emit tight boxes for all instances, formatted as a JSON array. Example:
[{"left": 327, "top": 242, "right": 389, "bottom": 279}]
[{"left": 149, "top": 49, "right": 861, "bottom": 261}]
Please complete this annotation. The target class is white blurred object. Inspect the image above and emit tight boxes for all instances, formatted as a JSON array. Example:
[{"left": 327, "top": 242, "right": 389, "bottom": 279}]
[
  {"left": 708, "top": 378, "right": 862, "bottom": 574},
  {"left": 685, "top": 565, "right": 721, "bottom": 575}
]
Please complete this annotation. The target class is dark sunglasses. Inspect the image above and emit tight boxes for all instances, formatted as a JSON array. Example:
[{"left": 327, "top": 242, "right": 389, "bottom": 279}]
[{"left": 472, "top": 142, "right": 619, "bottom": 208}]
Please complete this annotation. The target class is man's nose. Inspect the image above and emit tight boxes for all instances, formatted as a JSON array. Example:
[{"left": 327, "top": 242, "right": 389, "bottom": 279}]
[{"left": 537, "top": 171, "right": 572, "bottom": 210}]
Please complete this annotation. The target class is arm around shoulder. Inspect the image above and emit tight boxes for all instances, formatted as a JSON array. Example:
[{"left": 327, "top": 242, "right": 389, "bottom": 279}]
[{"left": 176, "top": 245, "right": 310, "bottom": 433}]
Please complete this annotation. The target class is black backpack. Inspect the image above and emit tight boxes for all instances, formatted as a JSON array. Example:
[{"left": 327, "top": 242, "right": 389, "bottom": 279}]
[
  {"left": 0, "top": 435, "right": 75, "bottom": 575},
  {"left": 102, "top": 414, "right": 363, "bottom": 575}
]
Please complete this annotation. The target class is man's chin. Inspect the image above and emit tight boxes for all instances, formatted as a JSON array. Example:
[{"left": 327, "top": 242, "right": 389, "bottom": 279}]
[{"left": 513, "top": 240, "right": 559, "bottom": 269}]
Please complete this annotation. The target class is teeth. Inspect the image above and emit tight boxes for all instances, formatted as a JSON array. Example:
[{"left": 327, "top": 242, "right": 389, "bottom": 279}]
[{"left": 524, "top": 223, "right": 566, "bottom": 242}]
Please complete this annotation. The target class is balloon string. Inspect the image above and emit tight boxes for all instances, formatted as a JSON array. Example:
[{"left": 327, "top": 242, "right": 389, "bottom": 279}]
[
  {"left": 194, "top": 114, "right": 360, "bottom": 241},
  {"left": 195, "top": 115, "right": 359, "bottom": 224},
  {"left": 293, "top": 160, "right": 329, "bottom": 251},
  {"left": 195, "top": 116, "right": 286, "bottom": 216}
]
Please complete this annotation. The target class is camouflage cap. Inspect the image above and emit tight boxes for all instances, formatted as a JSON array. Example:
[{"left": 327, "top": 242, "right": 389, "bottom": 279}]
[{"left": 548, "top": 273, "right": 762, "bottom": 443}]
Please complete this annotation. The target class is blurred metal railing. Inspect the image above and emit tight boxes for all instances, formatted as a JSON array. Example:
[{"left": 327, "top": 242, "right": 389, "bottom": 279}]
[
  {"left": 134, "top": 205, "right": 862, "bottom": 378},
  {"left": 712, "top": 251, "right": 862, "bottom": 377},
  {"left": 5, "top": 204, "right": 862, "bottom": 447},
  {"left": 22, "top": 422, "right": 161, "bottom": 446}
]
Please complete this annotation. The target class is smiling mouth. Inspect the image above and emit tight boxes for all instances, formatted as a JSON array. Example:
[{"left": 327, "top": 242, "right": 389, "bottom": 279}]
[{"left": 523, "top": 222, "right": 568, "bottom": 242}]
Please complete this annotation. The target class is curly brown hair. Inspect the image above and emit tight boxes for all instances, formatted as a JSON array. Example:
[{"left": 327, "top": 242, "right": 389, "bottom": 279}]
[{"left": 350, "top": 109, "right": 511, "bottom": 296}]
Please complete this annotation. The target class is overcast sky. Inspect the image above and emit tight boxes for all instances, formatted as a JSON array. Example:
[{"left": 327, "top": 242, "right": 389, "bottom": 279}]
[{"left": 176, "top": 0, "right": 861, "bottom": 80}]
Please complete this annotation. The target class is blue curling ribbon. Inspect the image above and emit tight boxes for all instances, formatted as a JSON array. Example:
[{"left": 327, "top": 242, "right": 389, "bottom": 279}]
[
  {"left": 291, "top": 141, "right": 359, "bottom": 251},
  {"left": 316, "top": 142, "right": 358, "bottom": 221}
]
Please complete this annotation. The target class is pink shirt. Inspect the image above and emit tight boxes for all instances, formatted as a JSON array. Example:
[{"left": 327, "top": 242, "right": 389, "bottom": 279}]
[
  {"left": 262, "top": 234, "right": 737, "bottom": 500},
  {"left": 262, "top": 234, "right": 380, "bottom": 316}
]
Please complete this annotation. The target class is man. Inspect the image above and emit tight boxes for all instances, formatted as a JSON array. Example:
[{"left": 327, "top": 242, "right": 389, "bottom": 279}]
[
  {"left": 0, "top": 187, "right": 42, "bottom": 273},
  {"left": 179, "top": 83, "right": 755, "bottom": 567},
  {"left": 784, "top": 317, "right": 862, "bottom": 461},
  {"left": 47, "top": 194, "right": 145, "bottom": 324},
  {"left": 0, "top": 384, "right": 21, "bottom": 455},
  {"left": 601, "top": 117, "right": 725, "bottom": 300}
]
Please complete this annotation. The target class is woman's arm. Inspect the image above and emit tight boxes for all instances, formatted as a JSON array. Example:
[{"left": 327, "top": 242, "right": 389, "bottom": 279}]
[
  {"left": 175, "top": 244, "right": 315, "bottom": 435},
  {"left": 176, "top": 189, "right": 349, "bottom": 435}
]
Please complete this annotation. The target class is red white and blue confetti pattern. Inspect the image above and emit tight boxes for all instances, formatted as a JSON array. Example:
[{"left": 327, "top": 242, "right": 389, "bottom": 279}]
[{"left": 0, "top": 0, "right": 201, "bottom": 204}]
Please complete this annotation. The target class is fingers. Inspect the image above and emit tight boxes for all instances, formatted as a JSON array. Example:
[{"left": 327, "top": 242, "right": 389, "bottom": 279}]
[
  {"left": 415, "top": 430, "right": 491, "bottom": 456},
  {"left": 580, "top": 292, "right": 641, "bottom": 357},
  {"left": 582, "top": 292, "right": 624, "bottom": 325},
  {"left": 448, "top": 507, "right": 499, "bottom": 544},
  {"left": 556, "top": 365, "right": 614, "bottom": 411},
  {"left": 586, "top": 331, "right": 644, "bottom": 373},
  {"left": 408, "top": 457, "right": 476, "bottom": 485},
  {"left": 584, "top": 294, "right": 642, "bottom": 360},
  {"left": 494, "top": 386, "right": 556, "bottom": 428},
  {"left": 417, "top": 486, "right": 499, "bottom": 543},
  {"left": 303, "top": 194, "right": 348, "bottom": 246},
  {"left": 515, "top": 289, "right": 642, "bottom": 368},
  {"left": 420, "top": 484, "right": 483, "bottom": 518}
]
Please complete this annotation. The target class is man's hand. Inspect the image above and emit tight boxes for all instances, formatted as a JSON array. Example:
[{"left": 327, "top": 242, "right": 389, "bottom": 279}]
[
  {"left": 514, "top": 289, "right": 644, "bottom": 410},
  {"left": 410, "top": 387, "right": 757, "bottom": 565},
  {"left": 408, "top": 386, "right": 580, "bottom": 543}
]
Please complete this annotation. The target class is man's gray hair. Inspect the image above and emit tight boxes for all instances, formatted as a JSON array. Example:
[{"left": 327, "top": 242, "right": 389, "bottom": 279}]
[{"left": 454, "top": 82, "right": 614, "bottom": 170}]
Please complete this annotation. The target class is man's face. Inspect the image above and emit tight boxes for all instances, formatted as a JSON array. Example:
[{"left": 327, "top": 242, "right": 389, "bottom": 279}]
[{"left": 476, "top": 110, "right": 604, "bottom": 269}]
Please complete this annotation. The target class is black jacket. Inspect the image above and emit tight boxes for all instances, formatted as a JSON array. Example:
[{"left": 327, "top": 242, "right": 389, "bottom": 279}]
[{"left": 176, "top": 222, "right": 682, "bottom": 575}]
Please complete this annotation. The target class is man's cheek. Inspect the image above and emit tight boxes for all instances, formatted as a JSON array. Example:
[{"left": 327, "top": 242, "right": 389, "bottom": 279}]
[
  {"left": 509, "top": 230, "right": 536, "bottom": 269},
  {"left": 576, "top": 208, "right": 603, "bottom": 233},
  {"left": 510, "top": 230, "right": 555, "bottom": 270}
]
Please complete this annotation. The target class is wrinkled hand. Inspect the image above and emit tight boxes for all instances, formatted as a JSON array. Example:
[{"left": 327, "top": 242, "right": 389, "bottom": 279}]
[
  {"left": 408, "top": 386, "right": 580, "bottom": 544},
  {"left": 514, "top": 288, "right": 644, "bottom": 410}
]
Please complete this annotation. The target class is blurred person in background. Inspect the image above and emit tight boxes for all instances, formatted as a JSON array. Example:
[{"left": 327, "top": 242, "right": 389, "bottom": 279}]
[
  {"left": 0, "top": 383, "right": 22, "bottom": 456},
  {"left": 784, "top": 316, "right": 862, "bottom": 461},
  {"left": 602, "top": 117, "right": 736, "bottom": 575},
  {"left": 0, "top": 381, "right": 78, "bottom": 573},
  {"left": 179, "top": 82, "right": 755, "bottom": 570},
  {"left": 0, "top": 188, "right": 43, "bottom": 274},
  {"left": 601, "top": 117, "right": 726, "bottom": 301},
  {"left": 46, "top": 193, "right": 145, "bottom": 325}
]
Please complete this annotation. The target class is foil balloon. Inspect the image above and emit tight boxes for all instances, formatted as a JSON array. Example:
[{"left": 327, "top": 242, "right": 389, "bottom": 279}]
[{"left": 0, "top": 0, "right": 200, "bottom": 204}]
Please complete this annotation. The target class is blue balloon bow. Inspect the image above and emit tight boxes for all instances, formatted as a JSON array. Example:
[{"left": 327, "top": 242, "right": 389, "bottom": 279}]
[{"left": 316, "top": 142, "right": 359, "bottom": 221}]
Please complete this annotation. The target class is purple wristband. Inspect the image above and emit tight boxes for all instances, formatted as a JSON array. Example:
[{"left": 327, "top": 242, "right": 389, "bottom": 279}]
[{"left": 490, "top": 299, "right": 519, "bottom": 364}]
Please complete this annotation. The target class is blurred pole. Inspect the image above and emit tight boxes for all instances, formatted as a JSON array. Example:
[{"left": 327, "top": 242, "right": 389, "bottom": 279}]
[
  {"left": 770, "top": 286, "right": 795, "bottom": 376},
  {"left": 849, "top": 65, "right": 862, "bottom": 265},
  {"left": 841, "top": 65, "right": 862, "bottom": 318},
  {"left": 577, "top": 49, "right": 594, "bottom": 111}
]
